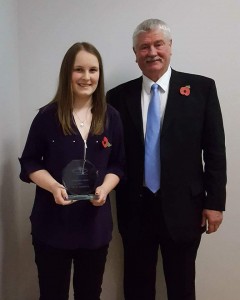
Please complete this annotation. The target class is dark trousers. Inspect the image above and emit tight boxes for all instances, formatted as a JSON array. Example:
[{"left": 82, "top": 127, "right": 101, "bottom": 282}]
[
  {"left": 122, "top": 188, "right": 201, "bottom": 300},
  {"left": 33, "top": 241, "right": 108, "bottom": 300}
]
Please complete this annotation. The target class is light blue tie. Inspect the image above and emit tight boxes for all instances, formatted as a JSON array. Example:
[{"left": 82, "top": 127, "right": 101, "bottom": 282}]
[{"left": 144, "top": 83, "right": 161, "bottom": 193}]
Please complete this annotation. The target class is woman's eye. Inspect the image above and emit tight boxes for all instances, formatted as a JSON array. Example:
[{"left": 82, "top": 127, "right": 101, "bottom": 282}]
[{"left": 74, "top": 68, "right": 82, "bottom": 72}]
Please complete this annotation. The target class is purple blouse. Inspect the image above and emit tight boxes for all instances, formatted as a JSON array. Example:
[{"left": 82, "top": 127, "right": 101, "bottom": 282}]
[{"left": 19, "top": 103, "right": 125, "bottom": 249}]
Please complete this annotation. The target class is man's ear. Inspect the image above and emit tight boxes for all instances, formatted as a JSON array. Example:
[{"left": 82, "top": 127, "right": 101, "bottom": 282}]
[
  {"left": 132, "top": 47, "right": 137, "bottom": 62},
  {"left": 169, "top": 39, "right": 173, "bottom": 56}
]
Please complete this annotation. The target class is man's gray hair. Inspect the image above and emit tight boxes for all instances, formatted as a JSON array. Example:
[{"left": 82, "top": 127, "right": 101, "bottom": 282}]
[{"left": 132, "top": 19, "right": 172, "bottom": 48}]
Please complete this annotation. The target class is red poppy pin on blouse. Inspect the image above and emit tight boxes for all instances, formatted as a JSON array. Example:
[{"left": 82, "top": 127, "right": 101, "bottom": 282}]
[
  {"left": 102, "top": 136, "right": 112, "bottom": 148},
  {"left": 180, "top": 85, "right": 191, "bottom": 96}
]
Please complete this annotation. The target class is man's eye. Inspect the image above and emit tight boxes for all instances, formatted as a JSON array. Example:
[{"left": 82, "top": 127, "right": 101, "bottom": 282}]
[{"left": 155, "top": 42, "right": 164, "bottom": 48}]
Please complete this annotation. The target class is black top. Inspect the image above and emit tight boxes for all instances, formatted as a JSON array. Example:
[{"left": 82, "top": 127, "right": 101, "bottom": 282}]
[{"left": 19, "top": 103, "right": 125, "bottom": 249}]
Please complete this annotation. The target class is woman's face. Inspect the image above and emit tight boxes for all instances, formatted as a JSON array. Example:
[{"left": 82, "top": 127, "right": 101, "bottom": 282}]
[{"left": 71, "top": 50, "right": 100, "bottom": 101}]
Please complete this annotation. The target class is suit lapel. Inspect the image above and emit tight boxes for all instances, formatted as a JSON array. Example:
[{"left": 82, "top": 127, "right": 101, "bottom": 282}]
[
  {"left": 123, "top": 72, "right": 188, "bottom": 141},
  {"left": 125, "top": 77, "right": 144, "bottom": 143},
  {"left": 161, "top": 70, "right": 184, "bottom": 137}
]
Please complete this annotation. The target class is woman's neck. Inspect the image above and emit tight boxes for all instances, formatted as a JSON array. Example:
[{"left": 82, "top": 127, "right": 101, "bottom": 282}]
[{"left": 73, "top": 96, "right": 92, "bottom": 111}]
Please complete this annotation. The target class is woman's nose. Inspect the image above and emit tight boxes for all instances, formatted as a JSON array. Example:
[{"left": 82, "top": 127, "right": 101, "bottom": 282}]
[{"left": 82, "top": 71, "right": 90, "bottom": 80}]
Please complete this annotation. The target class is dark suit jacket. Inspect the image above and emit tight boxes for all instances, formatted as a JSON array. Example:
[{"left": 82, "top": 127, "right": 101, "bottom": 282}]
[{"left": 107, "top": 69, "right": 226, "bottom": 241}]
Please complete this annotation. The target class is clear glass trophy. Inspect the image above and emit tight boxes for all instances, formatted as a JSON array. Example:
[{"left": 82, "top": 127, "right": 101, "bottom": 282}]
[{"left": 62, "top": 159, "right": 99, "bottom": 201}]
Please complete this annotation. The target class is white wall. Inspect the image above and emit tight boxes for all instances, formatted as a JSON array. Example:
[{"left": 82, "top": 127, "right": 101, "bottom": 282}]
[
  {"left": 0, "top": 0, "right": 22, "bottom": 298},
  {"left": 0, "top": 0, "right": 239, "bottom": 299}
]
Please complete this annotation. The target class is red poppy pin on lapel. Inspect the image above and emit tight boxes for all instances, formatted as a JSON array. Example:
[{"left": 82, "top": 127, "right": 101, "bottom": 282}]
[
  {"left": 102, "top": 136, "right": 112, "bottom": 148},
  {"left": 180, "top": 85, "right": 191, "bottom": 96}
]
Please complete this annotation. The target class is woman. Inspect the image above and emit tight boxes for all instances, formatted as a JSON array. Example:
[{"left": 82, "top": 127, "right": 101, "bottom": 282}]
[{"left": 19, "top": 42, "right": 125, "bottom": 300}]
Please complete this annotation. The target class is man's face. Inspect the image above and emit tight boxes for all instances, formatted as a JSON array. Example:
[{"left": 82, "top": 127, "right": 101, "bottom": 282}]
[{"left": 133, "top": 29, "right": 172, "bottom": 82}]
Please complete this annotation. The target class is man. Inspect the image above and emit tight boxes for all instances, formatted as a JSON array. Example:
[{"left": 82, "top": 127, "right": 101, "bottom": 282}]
[{"left": 107, "top": 19, "right": 226, "bottom": 300}]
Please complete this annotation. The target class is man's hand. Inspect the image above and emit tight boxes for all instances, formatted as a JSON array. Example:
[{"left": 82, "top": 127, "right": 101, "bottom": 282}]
[{"left": 201, "top": 209, "right": 223, "bottom": 234}]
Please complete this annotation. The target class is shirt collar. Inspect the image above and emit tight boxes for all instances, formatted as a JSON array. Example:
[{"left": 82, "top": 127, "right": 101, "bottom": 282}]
[{"left": 142, "top": 66, "right": 172, "bottom": 94}]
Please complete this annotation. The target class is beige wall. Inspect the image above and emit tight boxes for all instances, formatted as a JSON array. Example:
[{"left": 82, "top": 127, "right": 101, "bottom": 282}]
[{"left": 1, "top": 0, "right": 239, "bottom": 299}]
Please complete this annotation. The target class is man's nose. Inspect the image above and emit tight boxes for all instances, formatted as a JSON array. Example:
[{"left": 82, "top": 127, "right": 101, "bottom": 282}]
[{"left": 148, "top": 45, "right": 157, "bottom": 56}]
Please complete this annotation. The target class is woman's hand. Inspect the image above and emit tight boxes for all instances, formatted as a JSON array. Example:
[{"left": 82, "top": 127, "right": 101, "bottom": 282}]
[
  {"left": 50, "top": 183, "right": 73, "bottom": 205},
  {"left": 90, "top": 173, "right": 120, "bottom": 207},
  {"left": 90, "top": 185, "right": 107, "bottom": 206},
  {"left": 29, "top": 170, "right": 74, "bottom": 206}
]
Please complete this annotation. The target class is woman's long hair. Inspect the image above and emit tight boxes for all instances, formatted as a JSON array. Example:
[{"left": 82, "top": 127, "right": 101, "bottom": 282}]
[{"left": 51, "top": 42, "right": 106, "bottom": 135}]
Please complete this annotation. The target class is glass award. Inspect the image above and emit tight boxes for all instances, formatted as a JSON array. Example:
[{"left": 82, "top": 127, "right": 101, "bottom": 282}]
[{"left": 62, "top": 159, "right": 99, "bottom": 201}]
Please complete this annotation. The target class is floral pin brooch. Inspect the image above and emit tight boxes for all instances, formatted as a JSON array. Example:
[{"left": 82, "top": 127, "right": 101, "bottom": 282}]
[
  {"left": 180, "top": 85, "right": 191, "bottom": 96},
  {"left": 102, "top": 136, "right": 112, "bottom": 148}
]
